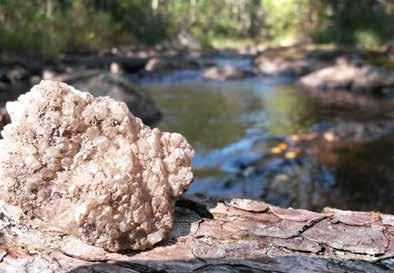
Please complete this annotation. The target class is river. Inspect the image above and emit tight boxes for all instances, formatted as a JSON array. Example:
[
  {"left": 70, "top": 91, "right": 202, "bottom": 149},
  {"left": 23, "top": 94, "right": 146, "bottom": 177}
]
[{"left": 139, "top": 55, "right": 394, "bottom": 213}]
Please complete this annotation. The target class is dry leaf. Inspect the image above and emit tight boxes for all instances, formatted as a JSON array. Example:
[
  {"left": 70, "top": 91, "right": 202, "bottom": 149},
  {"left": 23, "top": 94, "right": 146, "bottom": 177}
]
[
  {"left": 323, "top": 132, "right": 335, "bottom": 142},
  {"left": 271, "top": 147, "right": 282, "bottom": 154}
]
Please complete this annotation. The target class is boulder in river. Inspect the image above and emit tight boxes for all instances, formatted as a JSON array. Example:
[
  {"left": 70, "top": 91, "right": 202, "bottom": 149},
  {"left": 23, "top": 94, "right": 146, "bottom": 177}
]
[
  {"left": 202, "top": 65, "right": 256, "bottom": 80},
  {"left": 0, "top": 80, "right": 194, "bottom": 251},
  {"left": 299, "top": 60, "right": 394, "bottom": 97},
  {"left": 254, "top": 54, "right": 311, "bottom": 76},
  {"left": 253, "top": 46, "right": 366, "bottom": 77},
  {"left": 144, "top": 57, "right": 201, "bottom": 72},
  {"left": 253, "top": 46, "right": 330, "bottom": 76}
]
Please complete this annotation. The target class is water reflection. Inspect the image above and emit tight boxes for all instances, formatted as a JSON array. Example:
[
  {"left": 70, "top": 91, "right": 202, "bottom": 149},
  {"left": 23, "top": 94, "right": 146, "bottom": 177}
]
[
  {"left": 141, "top": 70, "right": 394, "bottom": 213},
  {"left": 326, "top": 136, "right": 394, "bottom": 212},
  {"left": 143, "top": 77, "right": 287, "bottom": 151}
]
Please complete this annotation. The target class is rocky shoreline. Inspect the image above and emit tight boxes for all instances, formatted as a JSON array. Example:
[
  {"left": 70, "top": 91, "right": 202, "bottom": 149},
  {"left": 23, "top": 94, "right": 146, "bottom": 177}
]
[
  {"left": 253, "top": 45, "right": 394, "bottom": 97},
  {"left": 2, "top": 45, "right": 394, "bottom": 103}
]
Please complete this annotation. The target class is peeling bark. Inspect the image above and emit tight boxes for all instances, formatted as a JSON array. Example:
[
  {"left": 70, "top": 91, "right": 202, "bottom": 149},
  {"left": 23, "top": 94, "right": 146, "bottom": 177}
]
[{"left": 0, "top": 197, "right": 393, "bottom": 273}]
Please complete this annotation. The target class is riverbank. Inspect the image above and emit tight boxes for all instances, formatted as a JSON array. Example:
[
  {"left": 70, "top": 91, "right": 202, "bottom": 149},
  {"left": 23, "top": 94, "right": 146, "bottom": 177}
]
[{"left": 2, "top": 44, "right": 394, "bottom": 98}]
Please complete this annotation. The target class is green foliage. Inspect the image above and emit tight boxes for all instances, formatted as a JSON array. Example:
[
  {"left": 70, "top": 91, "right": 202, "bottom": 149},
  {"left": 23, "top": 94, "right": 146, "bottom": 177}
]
[
  {"left": 0, "top": 1, "right": 59, "bottom": 57},
  {"left": 163, "top": 0, "right": 250, "bottom": 45},
  {"left": 0, "top": 0, "right": 393, "bottom": 57},
  {"left": 261, "top": 0, "right": 310, "bottom": 45},
  {"left": 0, "top": 0, "right": 131, "bottom": 58},
  {"left": 108, "top": 0, "right": 168, "bottom": 45},
  {"left": 354, "top": 31, "right": 380, "bottom": 49},
  {"left": 60, "top": 1, "right": 125, "bottom": 53},
  {"left": 311, "top": 0, "right": 394, "bottom": 48}
]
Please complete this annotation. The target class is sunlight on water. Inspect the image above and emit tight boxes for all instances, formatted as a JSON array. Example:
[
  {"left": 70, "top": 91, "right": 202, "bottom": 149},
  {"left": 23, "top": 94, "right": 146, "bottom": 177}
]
[{"left": 140, "top": 62, "right": 394, "bottom": 213}]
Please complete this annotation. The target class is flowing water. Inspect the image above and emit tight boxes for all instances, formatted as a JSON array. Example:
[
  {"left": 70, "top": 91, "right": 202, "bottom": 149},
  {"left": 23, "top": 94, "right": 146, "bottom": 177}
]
[{"left": 139, "top": 56, "right": 394, "bottom": 213}]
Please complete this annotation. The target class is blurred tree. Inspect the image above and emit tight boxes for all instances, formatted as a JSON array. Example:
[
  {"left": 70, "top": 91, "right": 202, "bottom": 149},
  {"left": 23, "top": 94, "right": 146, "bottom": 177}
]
[
  {"left": 312, "top": 0, "right": 394, "bottom": 47},
  {"left": 248, "top": 0, "right": 264, "bottom": 38},
  {"left": 0, "top": 0, "right": 393, "bottom": 57}
]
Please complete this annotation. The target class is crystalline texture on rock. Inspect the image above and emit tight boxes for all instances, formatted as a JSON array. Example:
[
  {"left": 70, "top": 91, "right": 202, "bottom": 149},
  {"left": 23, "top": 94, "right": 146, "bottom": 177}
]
[{"left": 0, "top": 80, "right": 194, "bottom": 251}]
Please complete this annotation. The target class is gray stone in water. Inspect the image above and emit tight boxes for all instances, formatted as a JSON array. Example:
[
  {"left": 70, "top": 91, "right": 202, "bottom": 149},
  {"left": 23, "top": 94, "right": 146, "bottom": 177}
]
[{"left": 70, "top": 73, "right": 163, "bottom": 125}]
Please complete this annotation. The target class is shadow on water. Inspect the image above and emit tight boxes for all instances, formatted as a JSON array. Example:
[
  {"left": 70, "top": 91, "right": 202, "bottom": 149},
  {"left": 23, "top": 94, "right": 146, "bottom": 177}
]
[{"left": 139, "top": 59, "right": 394, "bottom": 213}]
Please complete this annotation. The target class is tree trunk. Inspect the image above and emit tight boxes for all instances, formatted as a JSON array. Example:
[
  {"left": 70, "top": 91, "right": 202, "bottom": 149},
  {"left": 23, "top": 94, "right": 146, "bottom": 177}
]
[
  {"left": 46, "top": 0, "right": 53, "bottom": 19},
  {"left": 248, "top": 0, "right": 262, "bottom": 39},
  {"left": 0, "top": 196, "right": 393, "bottom": 273}
]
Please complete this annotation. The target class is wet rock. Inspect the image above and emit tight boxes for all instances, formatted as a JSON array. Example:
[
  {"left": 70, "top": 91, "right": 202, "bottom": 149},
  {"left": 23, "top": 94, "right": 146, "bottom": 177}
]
[
  {"left": 253, "top": 46, "right": 328, "bottom": 76},
  {"left": 300, "top": 85, "right": 394, "bottom": 116},
  {"left": 62, "top": 55, "right": 148, "bottom": 73},
  {"left": 0, "top": 80, "right": 194, "bottom": 251},
  {"left": 145, "top": 57, "right": 200, "bottom": 72},
  {"left": 318, "top": 121, "right": 394, "bottom": 147},
  {"left": 299, "top": 61, "right": 394, "bottom": 96},
  {"left": 0, "top": 66, "right": 31, "bottom": 87},
  {"left": 253, "top": 46, "right": 377, "bottom": 78},
  {"left": 254, "top": 54, "right": 311, "bottom": 76},
  {"left": 202, "top": 66, "right": 256, "bottom": 80}
]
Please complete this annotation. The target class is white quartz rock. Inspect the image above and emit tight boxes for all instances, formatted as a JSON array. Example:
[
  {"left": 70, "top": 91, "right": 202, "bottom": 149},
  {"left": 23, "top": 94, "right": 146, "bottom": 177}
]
[{"left": 0, "top": 80, "right": 194, "bottom": 251}]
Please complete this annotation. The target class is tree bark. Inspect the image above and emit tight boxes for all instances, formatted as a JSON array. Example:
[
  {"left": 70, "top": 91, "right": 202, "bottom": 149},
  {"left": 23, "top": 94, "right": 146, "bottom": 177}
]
[{"left": 0, "top": 196, "right": 393, "bottom": 273}]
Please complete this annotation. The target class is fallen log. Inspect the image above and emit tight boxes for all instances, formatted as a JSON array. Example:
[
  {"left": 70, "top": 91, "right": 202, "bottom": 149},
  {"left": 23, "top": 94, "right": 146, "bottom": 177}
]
[{"left": 0, "top": 197, "right": 393, "bottom": 273}]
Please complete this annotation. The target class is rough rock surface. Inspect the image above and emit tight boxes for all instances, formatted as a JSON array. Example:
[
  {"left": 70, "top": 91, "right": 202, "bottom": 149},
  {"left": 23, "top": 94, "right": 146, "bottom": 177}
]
[
  {"left": 0, "top": 197, "right": 393, "bottom": 273},
  {"left": 0, "top": 80, "right": 194, "bottom": 252}
]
